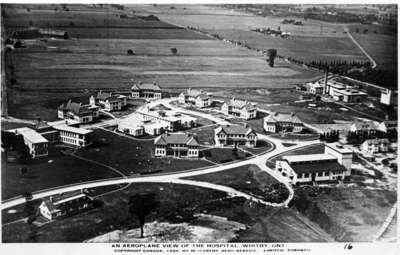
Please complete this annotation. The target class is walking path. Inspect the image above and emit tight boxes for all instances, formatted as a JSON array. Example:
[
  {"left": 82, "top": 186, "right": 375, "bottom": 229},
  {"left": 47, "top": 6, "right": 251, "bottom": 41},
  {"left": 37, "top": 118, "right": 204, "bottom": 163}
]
[
  {"left": 344, "top": 28, "right": 377, "bottom": 69},
  {"left": 374, "top": 202, "right": 397, "bottom": 242}
]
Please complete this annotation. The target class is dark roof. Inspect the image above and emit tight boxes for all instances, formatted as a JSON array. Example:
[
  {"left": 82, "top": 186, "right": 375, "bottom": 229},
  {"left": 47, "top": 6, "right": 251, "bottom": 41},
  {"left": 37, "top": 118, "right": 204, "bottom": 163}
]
[
  {"left": 96, "top": 91, "right": 113, "bottom": 101},
  {"left": 264, "top": 112, "right": 302, "bottom": 124},
  {"left": 58, "top": 100, "right": 91, "bottom": 115},
  {"left": 289, "top": 160, "right": 347, "bottom": 175},
  {"left": 131, "top": 82, "right": 161, "bottom": 91},
  {"left": 154, "top": 133, "right": 199, "bottom": 146},
  {"left": 215, "top": 125, "right": 256, "bottom": 136}
]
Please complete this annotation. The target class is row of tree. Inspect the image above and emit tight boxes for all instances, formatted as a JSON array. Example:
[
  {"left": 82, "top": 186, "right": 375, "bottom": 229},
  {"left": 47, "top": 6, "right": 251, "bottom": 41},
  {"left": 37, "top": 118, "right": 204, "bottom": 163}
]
[
  {"left": 346, "top": 129, "right": 397, "bottom": 145},
  {"left": 319, "top": 130, "right": 340, "bottom": 143}
]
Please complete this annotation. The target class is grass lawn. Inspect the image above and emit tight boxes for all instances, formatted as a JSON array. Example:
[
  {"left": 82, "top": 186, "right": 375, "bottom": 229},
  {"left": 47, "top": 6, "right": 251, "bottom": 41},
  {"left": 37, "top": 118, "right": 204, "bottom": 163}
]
[
  {"left": 75, "top": 129, "right": 213, "bottom": 175},
  {"left": 2, "top": 182, "right": 328, "bottom": 242},
  {"left": 1, "top": 146, "right": 122, "bottom": 200},
  {"left": 201, "top": 147, "right": 250, "bottom": 164},
  {"left": 292, "top": 186, "right": 397, "bottom": 242},
  {"left": 186, "top": 164, "right": 288, "bottom": 203},
  {"left": 188, "top": 124, "right": 217, "bottom": 145}
]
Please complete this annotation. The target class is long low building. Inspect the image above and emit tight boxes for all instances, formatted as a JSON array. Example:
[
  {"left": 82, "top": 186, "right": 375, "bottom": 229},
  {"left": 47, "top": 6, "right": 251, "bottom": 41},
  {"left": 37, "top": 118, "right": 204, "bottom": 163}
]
[
  {"left": 9, "top": 127, "right": 49, "bottom": 158},
  {"left": 275, "top": 143, "right": 353, "bottom": 185}
]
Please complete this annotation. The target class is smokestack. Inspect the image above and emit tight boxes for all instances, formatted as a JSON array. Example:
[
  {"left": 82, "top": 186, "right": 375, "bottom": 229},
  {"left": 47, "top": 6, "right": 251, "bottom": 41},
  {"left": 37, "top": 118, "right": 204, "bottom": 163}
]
[{"left": 324, "top": 67, "right": 329, "bottom": 94}]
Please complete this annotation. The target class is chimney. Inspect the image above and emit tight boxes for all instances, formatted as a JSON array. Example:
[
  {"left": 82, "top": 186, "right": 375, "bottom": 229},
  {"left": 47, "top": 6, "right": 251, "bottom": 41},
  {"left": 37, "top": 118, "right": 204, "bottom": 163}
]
[
  {"left": 153, "top": 81, "right": 157, "bottom": 85},
  {"left": 290, "top": 112, "right": 294, "bottom": 117},
  {"left": 274, "top": 112, "right": 278, "bottom": 116},
  {"left": 139, "top": 81, "right": 143, "bottom": 85}
]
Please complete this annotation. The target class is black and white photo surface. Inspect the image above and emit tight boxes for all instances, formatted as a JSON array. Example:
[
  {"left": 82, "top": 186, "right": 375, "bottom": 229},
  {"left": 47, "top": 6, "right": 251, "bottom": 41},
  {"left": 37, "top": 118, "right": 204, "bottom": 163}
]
[{"left": 0, "top": 2, "right": 398, "bottom": 253}]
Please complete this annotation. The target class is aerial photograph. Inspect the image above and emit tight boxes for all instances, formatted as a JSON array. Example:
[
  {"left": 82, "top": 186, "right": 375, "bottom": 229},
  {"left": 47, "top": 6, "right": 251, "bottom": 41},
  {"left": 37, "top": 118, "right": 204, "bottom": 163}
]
[{"left": 0, "top": 3, "right": 397, "bottom": 244}]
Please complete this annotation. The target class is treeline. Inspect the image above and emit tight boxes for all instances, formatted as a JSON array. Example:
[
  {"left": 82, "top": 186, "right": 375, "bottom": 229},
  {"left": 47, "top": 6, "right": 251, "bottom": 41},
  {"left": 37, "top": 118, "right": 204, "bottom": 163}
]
[
  {"left": 346, "top": 129, "right": 397, "bottom": 145},
  {"left": 319, "top": 130, "right": 340, "bottom": 143}
]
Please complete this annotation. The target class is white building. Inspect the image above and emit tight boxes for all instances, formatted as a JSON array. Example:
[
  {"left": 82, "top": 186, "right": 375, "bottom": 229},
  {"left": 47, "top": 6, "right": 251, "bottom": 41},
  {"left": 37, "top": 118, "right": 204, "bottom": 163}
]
[
  {"left": 380, "top": 89, "right": 397, "bottom": 106},
  {"left": 39, "top": 192, "right": 94, "bottom": 220},
  {"left": 349, "top": 120, "right": 379, "bottom": 133},
  {"left": 154, "top": 133, "right": 199, "bottom": 158},
  {"left": 178, "top": 88, "right": 212, "bottom": 108},
  {"left": 361, "top": 138, "right": 390, "bottom": 154},
  {"left": 305, "top": 81, "right": 324, "bottom": 95},
  {"left": 9, "top": 127, "right": 49, "bottom": 158},
  {"left": 275, "top": 143, "right": 353, "bottom": 185},
  {"left": 214, "top": 125, "right": 257, "bottom": 147},
  {"left": 221, "top": 98, "right": 257, "bottom": 120},
  {"left": 48, "top": 121, "right": 94, "bottom": 147},
  {"left": 263, "top": 112, "right": 303, "bottom": 133},
  {"left": 90, "top": 91, "right": 127, "bottom": 112},
  {"left": 131, "top": 81, "right": 162, "bottom": 100},
  {"left": 324, "top": 79, "right": 367, "bottom": 103}
]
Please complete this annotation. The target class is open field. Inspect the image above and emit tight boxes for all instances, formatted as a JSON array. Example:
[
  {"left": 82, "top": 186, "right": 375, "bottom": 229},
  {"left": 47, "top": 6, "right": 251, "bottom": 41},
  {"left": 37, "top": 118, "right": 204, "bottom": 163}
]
[
  {"left": 186, "top": 164, "right": 285, "bottom": 203},
  {"left": 75, "top": 129, "right": 213, "bottom": 175},
  {"left": 135, "top": 4, "right": 351, "bottom": 38},
  {"left": 351, "top": 33, "right": 397, "bottom": 72},
  {"left": 135, "top": 4, "right": 368, "bottom": 63},
  {"left": 6, "top": 38, "right": 318, "bottom": 120},
  {"left": 1, "top": 146, "right": 121, "bottom": 200},
  {"left": 2, "top": 182, "right": 330, "bottom": 242},
  {"left": 292, "top": 186, "right": 397, "bottom": 241}
]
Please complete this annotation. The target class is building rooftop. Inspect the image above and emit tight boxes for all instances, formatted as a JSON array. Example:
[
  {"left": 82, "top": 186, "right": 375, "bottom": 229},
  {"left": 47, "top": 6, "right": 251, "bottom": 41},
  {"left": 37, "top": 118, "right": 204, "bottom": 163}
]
[
  {"left": 215, "top": 125, "right": 256, "bottom": 136},
  {"left": 47, "top": 119, "right": 80, "bottom": 127},
  {"left": 9, "top": 127, "right": 48, "bottom": 144},
  {"left": 290, "top": 160, "right": 347, "bottom": 175},
  {"left": 58, "top": 100, "right": 92, "bottom": 115},
  {"left": 325, "top": 142, "right": 353, "bottom": 154},
  {"left": 362, "top": 138, "right": 390, "bottom": 146},
  {"left": 282, "top": 153, "right": 336, "bottom": 164},
  {"left": 52, "top": 123, "right": 93, "bottom": 135},
  {"left": 154, "top": 133, "right": 199, "bottom": 146},
  {"left": 352, "top": 120, "right": 379, "bottom": 130},
  {"left": 131, "top": 81, "right": 161, "bottom": 91},
  {"left": 264, "top": 112, "right": 302, "bottom": 124},
  {"left": 227, "top": 98, "right": 257, "bottom": 110}
]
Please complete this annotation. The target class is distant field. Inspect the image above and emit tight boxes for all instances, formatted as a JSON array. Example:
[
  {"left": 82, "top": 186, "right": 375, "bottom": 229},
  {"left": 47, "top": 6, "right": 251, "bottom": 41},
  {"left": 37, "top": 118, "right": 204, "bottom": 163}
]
[
  {"left": 7, "top": 38, "right": 318, "bottom": 120},
  {"left": 351, "top": 33, "right": 397, "bottom": 72},
  {"left": 136, "top": 4, "right": 350, "bottom": 38},
  {"left": 136, "top": 4, "right": 369, "bottom": 64}
]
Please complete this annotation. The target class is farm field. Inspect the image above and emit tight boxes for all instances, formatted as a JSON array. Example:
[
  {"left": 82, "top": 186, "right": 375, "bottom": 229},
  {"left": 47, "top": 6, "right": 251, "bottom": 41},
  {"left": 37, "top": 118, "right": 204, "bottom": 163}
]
[
  {"left": 75, "top": 129, "right": 213, "bottom": 175},
  {"left": 1, "top": 146, "right": 121, "bottom": 200},
  {"left": 2, "top": 182, "right": 330, "bottom": 242},
  {"left": 6, "top": 37, "right": 318, "bottom": 120},
  {"left": 135, "top": 4, "right": 368, "bottom": 63},
  {"left": 351, "top": 33, "right": 397, "bottom": 72}
]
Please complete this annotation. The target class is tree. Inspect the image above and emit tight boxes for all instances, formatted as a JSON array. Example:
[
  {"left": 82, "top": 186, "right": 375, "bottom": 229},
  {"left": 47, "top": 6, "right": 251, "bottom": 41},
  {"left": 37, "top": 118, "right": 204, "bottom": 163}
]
[
  {"left": 266, "top": 49, "right": 277, "bottom": 67},
  {"left": 170, "top": 47, "right": 178, "bottom": 55},
  {"left": 127, "top": 49, "right": 135, "bottom": 55},
  {"left": 128, "top": 193, "right": 159, "bottom": 238}
]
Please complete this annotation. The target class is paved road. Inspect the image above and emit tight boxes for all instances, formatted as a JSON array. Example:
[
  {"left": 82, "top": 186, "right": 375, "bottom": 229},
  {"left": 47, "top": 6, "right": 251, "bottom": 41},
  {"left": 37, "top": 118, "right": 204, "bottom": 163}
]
[{"left": 1, "top": 137, "right": 319, "bottom": 211}]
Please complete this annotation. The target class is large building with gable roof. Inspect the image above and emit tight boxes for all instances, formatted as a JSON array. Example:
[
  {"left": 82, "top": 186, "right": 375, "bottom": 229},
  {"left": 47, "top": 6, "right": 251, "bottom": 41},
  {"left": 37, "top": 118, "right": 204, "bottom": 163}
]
[
  {"left": 221, "top": 98, "right": 257, "bottom": 120},
  {"left": 131, "top": 81, "right": 162, "bottom": 100},
  {"left": 263, "top": 112, "right": 303, "bottom": 133},
  {"left": 58, "top": 100, "right": 100, "bottom": 123},
  {"left": 154, "top": 133, "right": 199, "bottom": 158},
  {"left": 214, "top": 124, "right": 257, "bottom": 147}
]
